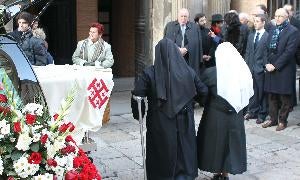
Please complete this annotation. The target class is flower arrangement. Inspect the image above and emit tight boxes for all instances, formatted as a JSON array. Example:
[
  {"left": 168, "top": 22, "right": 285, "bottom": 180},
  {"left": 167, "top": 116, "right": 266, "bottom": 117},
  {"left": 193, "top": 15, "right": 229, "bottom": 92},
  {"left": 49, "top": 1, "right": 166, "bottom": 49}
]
[{"left": 0, "top": 70, "right": 101, "bottom": 179}]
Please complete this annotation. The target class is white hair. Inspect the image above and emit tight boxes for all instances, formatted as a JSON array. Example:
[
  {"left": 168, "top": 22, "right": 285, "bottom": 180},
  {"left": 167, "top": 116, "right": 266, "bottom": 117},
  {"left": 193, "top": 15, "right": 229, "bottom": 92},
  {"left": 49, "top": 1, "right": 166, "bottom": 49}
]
[{"left": 239, "top": 12, "right": 249, "bottom": 20}]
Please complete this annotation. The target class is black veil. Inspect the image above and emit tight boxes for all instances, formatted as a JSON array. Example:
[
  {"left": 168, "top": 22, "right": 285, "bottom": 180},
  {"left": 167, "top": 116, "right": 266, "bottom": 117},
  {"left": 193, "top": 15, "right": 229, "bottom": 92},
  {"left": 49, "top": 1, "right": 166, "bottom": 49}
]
[{"left": 154, "top": 38, "right": 196, "bottom": 118}]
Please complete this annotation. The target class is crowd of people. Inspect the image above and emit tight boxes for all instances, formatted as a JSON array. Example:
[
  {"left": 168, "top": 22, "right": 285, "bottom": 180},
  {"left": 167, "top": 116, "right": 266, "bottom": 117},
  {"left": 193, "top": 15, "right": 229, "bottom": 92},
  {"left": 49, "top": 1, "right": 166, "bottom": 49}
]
[
  {"left": 132, "top": 3, "right": 300, "bottom": 180},
  {"left": 5, "top": 3, "right": 300, "bottom": 180},
  {"left": 5, "top": 11, "right": 114, "bottom": 69}
]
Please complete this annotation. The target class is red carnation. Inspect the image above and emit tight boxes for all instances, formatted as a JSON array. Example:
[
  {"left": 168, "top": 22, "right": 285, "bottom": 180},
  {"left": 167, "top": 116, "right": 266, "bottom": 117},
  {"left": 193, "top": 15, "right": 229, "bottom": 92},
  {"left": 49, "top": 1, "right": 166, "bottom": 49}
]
[
  {"left": 40, "top": 134, "right": 48, "bottom": 144},
  {"left": 67, "top": 122, "right": 75, "bottom": 132},
  {"left": 13, "top": 122, "right": 22, "bottom": 133},
  {"left": 65, "top": 135, "right": 75, "bottom": 143},
  {"left": 0, "top": 94, "right": 8, "bottom": 103},
  {"left": 47, "top": 158, "right": 58, "bottom": 167},
  {"left": 58, "top": 124, "right": 68, "bottom": 133},
  {"left": 0, "top": 106, "right": 10, "bottom": 115},
  {"left": 7, "top": 177, "right": 14, "bottom": 180},
  {"left": 53, "top": 113, "right": 59, "bottom": 120},
  {"left": 65, "top": 170, "right": 79, "bottom": 180},
  {"left": 73, "top": 157, "right": 83, "bottom": 168},
  {"left": 61, "top": 145, "right": 76, "bottom": 155},
  {"left": 25, "top": 114, "right": 37, "bottom": 125},
  {"left": 28, "top": 152, "right": 42, "bottom": 164}
]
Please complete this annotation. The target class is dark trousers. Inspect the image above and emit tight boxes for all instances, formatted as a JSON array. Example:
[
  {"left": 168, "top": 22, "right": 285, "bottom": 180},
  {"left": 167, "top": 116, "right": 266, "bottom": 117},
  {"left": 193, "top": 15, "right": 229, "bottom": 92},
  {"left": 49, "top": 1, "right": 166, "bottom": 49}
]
[
  {"left": 248, "top": 73, "right": 268, "bottom": 120},
  {"left": 268, "top": 93, "right": 292, "bottom": 124}
]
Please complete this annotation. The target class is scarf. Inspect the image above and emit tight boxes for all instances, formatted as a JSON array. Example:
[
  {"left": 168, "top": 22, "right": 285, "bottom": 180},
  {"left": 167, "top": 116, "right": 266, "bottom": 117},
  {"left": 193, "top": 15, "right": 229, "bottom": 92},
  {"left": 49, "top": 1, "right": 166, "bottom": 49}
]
[
  {"left": 80, "top": 38, "right": 104, "bottom": 62},
  {"left": 269, "top": 20, "right": 289, "bottom": 51},
  {"left": 211, "top": 25, "right": 221, "bottom": 35}
]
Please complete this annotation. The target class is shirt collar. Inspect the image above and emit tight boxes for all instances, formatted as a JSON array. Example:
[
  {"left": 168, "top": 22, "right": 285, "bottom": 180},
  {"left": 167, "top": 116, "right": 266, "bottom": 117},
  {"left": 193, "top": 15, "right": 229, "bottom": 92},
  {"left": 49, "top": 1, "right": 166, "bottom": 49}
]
[{"left": 255, "top": 28, "right": 265, "bottom": 35}]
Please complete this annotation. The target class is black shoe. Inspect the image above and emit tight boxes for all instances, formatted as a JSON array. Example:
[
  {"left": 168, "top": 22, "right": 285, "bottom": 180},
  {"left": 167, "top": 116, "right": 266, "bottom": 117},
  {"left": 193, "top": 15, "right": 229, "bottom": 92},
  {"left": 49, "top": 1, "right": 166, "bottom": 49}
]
[
  {"left": 244, "top": 113, "right": 257, "bottom": 120},
  {"left": 222, "top": 176, "right": 229, "bottom": 180},
  {"left": 256, "top": 118, "right": 264, "bottom": 124},
  {"left": 212, "top": 174, "right": 222, "bottom": 180}
]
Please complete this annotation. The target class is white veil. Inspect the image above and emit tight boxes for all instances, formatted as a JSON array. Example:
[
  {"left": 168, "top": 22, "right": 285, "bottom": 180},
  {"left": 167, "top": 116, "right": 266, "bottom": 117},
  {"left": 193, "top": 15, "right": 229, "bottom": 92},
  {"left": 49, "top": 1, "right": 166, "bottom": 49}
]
[{"left": 215, "top": 42, "right": 254, "bottom": 113}]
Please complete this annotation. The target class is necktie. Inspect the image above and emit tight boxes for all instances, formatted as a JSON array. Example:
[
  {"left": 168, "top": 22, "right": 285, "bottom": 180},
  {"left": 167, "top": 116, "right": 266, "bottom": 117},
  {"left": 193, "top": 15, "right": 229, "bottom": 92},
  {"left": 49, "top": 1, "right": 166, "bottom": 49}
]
[
  {"left": 254, "top": 32, "right": 260, "bottom": 49},
  {"left": 181, "top": 25, "right": 186, "bottom": 48}
]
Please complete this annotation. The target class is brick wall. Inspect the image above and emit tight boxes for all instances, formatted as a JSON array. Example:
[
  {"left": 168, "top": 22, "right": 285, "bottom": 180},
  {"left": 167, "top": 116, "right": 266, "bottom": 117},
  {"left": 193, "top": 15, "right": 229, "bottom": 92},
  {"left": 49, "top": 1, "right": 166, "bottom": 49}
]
[{"left": 76, "top": 0, "right": 98, "bottom": 41}]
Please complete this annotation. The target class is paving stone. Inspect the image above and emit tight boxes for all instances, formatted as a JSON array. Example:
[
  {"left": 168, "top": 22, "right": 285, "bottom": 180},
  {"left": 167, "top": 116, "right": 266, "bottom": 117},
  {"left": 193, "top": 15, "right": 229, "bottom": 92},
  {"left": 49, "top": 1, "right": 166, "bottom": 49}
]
[
  {"left": 246, "top": 134, "right": 272, "bottom": 146},
  {"left": 109, "top": 115, "right": 133, "bottom": 124},
  {"left": 110, "top": 139, "right": 143, "bottom": 158},
  {"left": 90, "top": 146, "right": 124, "bottom": 160},
  {"left": 101, "top": 157, "right": 141, "bottom": 172},
  {"left": 100, "top": 130, "right": 136, "bottom": 143},
  {"left": 254, "top": 168, "right": 300, "bottom": 180},
  {"left": 117, "top": 169, "right": 144, "bottom": 180},
  {"left": 256, "top": 141, "right": 288, "bottom": 152}
]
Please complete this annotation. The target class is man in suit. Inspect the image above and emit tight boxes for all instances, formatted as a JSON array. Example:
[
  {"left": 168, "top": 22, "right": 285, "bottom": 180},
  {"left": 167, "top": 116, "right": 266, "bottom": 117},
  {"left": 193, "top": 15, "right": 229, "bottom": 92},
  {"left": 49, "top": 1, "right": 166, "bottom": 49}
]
[
  {"left": 164, "top": 8, "right": 203, "bottom": 76},
  {"left": 262, "top": 8, "right": 299, "bottom": 131},
  {"left": 244, "top": 14, "right": 269, "bottom": 124}
]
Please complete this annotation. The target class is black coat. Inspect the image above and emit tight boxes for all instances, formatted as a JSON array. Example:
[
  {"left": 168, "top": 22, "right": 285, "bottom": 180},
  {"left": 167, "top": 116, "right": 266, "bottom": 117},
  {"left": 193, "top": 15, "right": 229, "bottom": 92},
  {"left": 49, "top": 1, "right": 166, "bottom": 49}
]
[
  {"left": 8, "top": 30, "right": 47, "bottom": 66},
  {"left": 264, "top": 24, "right": 299, "bottom": 94},
  {"left": 197, "top": 67, "right": 247, "bottom": 174},
  {"left": 200, "top": 26, "right": 216, "bottom": 68},
  {"left": 164, "top": 21, "right": 203, "bottom": 76},
  {"left": 132, "top": 66, "right": 207, "bottom": 180}
]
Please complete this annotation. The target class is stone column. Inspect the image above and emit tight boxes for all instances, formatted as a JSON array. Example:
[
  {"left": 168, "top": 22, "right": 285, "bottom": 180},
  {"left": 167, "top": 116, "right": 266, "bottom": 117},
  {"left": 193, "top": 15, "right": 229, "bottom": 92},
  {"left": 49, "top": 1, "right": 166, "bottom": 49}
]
[
  {"left": 209, "top": 0, "right": 231, "bottom": 15},
  {"left": 187, "top": 0, "right": 203, "bottom": 21}
]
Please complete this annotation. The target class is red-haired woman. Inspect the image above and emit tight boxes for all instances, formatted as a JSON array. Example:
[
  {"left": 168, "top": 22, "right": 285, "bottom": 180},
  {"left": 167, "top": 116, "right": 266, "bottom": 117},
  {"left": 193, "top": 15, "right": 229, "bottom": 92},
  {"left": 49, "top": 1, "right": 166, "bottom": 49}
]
[{"left": 72, "top": 22, "right": 114, "bottom": 68}]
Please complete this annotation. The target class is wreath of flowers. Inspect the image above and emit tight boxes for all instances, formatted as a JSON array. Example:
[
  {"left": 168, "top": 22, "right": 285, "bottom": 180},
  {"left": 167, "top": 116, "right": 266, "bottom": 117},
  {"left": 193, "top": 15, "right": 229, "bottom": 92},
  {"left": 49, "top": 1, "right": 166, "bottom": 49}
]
[{"left": 0, "top": 70, "right": 101, "bottom": 179}]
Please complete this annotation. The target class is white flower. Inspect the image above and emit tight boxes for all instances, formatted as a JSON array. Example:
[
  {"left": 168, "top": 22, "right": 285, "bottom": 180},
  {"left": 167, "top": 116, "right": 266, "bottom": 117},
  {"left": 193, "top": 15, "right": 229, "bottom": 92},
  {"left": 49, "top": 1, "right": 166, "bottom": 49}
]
[
  {"left": 52, "top": 166, "right": 65, "bottom": 177},
  {"left": 16, "top": 133, "right": 32, "bottom": 151},
  {"left": 0, "top": 156, "right": 4, "bottom": 175},
  {"left": 13, "top": 155, "right": 40, "bottom": 178},
  {"left": 53, "top": 137, "right": 66, "bottom": 152},
  {"left": 33, "top": 173, "right": 54, "bottom": 180},
  {"left": 23, "top": 103, "right": 44, "bottom": 116},
  {"left": 0, "top": 120, "right": 7, "bottom": 128},
  {"left": 1, "top": 124, "right": 10, "bottom": 135},
  {"left": 46, "top": 144, "right": 56, "bottom": 159},
  {"left": 32, "top": 133, "right": 41, "bottom": 142}
]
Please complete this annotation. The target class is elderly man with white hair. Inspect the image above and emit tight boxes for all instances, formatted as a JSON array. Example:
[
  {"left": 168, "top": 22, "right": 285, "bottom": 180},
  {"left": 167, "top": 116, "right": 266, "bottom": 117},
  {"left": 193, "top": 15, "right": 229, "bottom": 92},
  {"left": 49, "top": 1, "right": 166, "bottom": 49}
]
[
  {"left": 164, "top": 8, "right": 203, "bottom": 76},
  {"left": 262, "top": 8, "right": 299, "bottom": 131}
]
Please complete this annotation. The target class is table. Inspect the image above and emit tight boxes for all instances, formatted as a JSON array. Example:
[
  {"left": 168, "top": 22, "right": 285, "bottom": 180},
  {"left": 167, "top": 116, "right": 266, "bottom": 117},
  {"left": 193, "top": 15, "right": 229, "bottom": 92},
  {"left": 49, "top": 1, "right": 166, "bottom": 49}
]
[{"left": 33, "top": 65, "right": 114, "bottom": 142}]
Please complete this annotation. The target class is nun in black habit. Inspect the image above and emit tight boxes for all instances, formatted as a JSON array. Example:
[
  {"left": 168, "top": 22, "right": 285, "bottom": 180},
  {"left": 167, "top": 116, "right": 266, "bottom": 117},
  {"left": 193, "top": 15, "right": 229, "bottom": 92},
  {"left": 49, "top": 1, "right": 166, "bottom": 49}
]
[
  {"left": 131, "top": 38, "right": 208, "bottom": 180},
  {"left": 197, "top": 42, "right": 253, "bottom": 180}
]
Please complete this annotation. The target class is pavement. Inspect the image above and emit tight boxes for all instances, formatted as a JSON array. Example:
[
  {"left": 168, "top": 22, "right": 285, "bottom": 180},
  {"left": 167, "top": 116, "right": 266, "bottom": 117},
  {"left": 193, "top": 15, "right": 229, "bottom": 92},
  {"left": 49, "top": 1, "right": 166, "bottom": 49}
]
[{"left": 89, "top": 77, "right": 300, "bottom": 180}]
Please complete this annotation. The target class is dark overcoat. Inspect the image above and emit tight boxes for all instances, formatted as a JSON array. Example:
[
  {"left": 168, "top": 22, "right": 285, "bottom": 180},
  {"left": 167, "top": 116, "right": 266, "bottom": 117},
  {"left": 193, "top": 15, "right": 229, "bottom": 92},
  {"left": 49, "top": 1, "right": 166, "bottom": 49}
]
[
  {"left": 164, "top": 21, "right": 203, "bottom": 76},
  {"left": 132, "top": 66, "right": 207, "bottom": 180},
  {"left": 197, "top": 67, "right": 247, "bottom": 174},
  {"left": 264, "top": 24, "right": 299, "bottom": 94}
]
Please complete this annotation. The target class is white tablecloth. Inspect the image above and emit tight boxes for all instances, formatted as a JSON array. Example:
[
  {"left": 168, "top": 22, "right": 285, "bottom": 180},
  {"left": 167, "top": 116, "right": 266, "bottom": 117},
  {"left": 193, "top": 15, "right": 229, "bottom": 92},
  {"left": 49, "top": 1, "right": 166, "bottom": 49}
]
[{"left": 33, "top": 65, "right": 114, "bottom": 142}]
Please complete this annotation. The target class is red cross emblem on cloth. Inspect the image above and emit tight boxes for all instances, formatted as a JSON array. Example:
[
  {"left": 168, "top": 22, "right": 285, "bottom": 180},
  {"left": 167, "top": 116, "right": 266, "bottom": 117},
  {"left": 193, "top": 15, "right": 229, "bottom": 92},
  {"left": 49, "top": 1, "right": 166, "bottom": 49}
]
[{"left": 87, "top": 78, "right": 109, "bottom": 109}]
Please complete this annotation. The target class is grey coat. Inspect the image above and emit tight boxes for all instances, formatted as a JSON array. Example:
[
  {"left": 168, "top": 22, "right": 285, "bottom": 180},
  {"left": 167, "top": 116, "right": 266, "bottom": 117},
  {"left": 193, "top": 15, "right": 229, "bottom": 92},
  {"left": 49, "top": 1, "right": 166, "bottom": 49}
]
[{"left": 245, "top": 31, "right": 269, "bottom": 74}]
